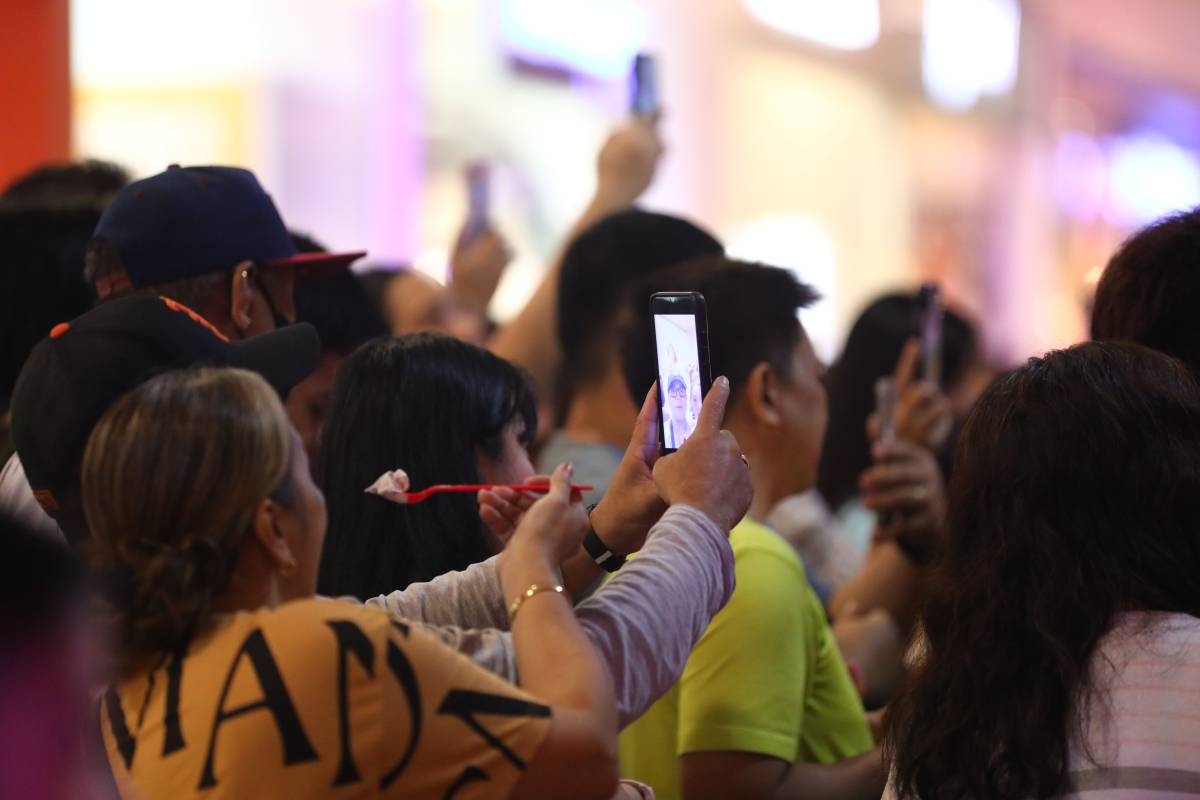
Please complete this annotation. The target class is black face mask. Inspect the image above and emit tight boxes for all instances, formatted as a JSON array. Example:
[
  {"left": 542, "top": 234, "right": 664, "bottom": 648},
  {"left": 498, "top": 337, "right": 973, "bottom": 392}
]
[
  {"left": 232, "top": 268, "right": 292, "bottom": 338},
  {"left": 255, "top": 271, "right": 293, "bottom": 330}
]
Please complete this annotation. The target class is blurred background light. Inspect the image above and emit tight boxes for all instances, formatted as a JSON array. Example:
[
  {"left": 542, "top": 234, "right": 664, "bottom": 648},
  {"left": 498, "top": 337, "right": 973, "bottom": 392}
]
[
  {"left": 726, "top": 215, "right": 839, "bottom": 362},
  {"left": 1106, "top": 131, "right": 1200, "bottom": 227},
  {"left": 499, "top": 0, "right": 648, "bottom": 77},
  {"left": 922, "top": 0, "right": 1020, "bottom": 112},
  {"left": 45, "top": 0, "right": 1200, "bottom": 361},
  {"left": 413, "top": 246, "right": 451, "bottom": 283},
  {"left": 743, "top": 0, "right": 880, "bottom": 51},
  {"left": 1055, "top": 131, "right": 1108, "bottom": 222}
]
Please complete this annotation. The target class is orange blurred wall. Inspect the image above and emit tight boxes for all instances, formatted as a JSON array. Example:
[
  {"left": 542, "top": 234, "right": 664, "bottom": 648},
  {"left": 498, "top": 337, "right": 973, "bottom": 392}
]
[{"left": 0, "top": 0, "right": 71, "bottom": 191}]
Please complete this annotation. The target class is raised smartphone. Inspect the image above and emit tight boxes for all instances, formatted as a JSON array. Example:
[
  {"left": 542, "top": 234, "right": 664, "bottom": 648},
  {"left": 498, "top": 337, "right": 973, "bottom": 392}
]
[
  {"left": 918, "top": 282, "right": 943, "bottom": 387},
  {"left": 651, "top": 291, "right": 712, "bottom": 453},
  {"left": 463, "top": 162, "right": 490, "bottom": 244},
  {"left": 631, "top": 53, "right": 660, "bottom": 118},
  {"left": 874, "top": 377, "right": 897, "bottom": 444}
]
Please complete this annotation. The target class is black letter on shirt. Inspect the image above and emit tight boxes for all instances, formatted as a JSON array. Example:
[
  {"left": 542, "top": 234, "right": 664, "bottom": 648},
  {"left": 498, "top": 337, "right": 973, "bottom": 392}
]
[
  {"left": 444, "top": 765, "right": 488, "bottom": 799},
  {"left": 162, "top": 645, "right": 186, "bottom": 756},
  {"left": 437, "top": 690, "right": 551, "bottom": 770},
  {"left": 103, "top": 642, "right": 189, "bottom": 771},
  {"left": 326, "top": 621, "right": 375, "bottom": 787},
  {"left": 105, "top": 687, "right": 137, "bottom": 770},
  {"left": 379, "top": 639, "right": 423, "bottom": 790},
  {"left": 197, "top": 628, "right": 318, "bottom": 789}
]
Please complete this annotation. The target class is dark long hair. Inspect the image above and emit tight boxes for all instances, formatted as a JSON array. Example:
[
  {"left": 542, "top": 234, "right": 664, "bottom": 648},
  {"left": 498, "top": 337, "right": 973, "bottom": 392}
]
[
  {"left": 817, "top": 291, "right": 976, "bottom": 512},
  {"left": 317, "top": 333, "right": 537, "bottom": 598},
  {"left": 886, "top": 342, "right": 1200, "bottom": 799}
]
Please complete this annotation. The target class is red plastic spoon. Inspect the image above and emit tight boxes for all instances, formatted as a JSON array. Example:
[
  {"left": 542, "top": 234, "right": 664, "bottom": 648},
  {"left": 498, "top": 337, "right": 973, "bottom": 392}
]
[{"left": 373, "top": 483, "right": 593, "bottom": 505}]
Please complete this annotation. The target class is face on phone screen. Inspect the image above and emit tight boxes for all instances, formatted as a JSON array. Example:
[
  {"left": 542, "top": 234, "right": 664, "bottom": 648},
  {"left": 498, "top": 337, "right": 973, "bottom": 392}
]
[{"left": 655, "top": 313, "right": 702, "bottom": 450}]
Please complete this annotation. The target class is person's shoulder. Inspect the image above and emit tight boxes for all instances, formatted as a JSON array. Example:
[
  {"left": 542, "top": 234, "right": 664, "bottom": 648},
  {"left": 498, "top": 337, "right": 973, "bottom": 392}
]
[
  {"left": 247, "top": 597, "right": 397, "bottom": 646},
  {"left": 730, "top": 517, "right": 806, "bottom": 571},
  {"left": 0, "top": 452, "right": 31, "bottom": 499},
  {"left": 0, "top": 452, "right": 20, "bottom": 484},
  {"left": 224, "top": 598, "right": 467, "bottom": 680},
  {"left": 538, "top": 432, "right": 623, "bottom": 467},
  {"left": 0, "top": 452, "right": 65, "bottom": 541}
]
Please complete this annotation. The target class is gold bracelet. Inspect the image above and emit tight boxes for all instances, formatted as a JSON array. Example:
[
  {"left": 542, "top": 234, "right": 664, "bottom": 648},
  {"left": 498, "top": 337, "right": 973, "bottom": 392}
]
[{"left": 508, "top": 583, "right": 566, "bottom": 622}]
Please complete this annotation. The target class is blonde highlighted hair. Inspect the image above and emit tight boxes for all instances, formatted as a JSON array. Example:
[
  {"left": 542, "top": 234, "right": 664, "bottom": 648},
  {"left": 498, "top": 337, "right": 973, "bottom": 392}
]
[{"left": 83, "top": 367, "right": 291, "bottom": 673}]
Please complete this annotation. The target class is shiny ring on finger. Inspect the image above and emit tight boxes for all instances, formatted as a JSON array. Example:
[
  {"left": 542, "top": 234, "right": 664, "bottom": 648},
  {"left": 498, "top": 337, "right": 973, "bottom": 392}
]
[{"left": 739, "top": 453, "right": 749, "bottom": 468}]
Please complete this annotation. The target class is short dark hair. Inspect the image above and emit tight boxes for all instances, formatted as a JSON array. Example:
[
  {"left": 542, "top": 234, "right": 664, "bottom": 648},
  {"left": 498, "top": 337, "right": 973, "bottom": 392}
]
[
  {"left": 0, "top": 208, "right": 100, "bottom": 409},
  {"left": 558, "top": 210, "right": 722, "bottom": 398},
  {"left": 887, "top": 342, "right": 1200, "bottom": 800},
  {"left": 619, "top": 256, "right": 819, "bottom": 408},
  {"left": 317, "top": 334, "right": 537, "bottom": 597},
  {"left": 1091, "top": 208, "right": 1200, "bottom": 378},
  {"left": 817, "top": 292, "right": 977, "bottom": 512},
  {"left": 84, "top": 238, "right": 227, "bottom": 312},
  {"left": 294, "top": 269, "right": 388, "bottom": 355},
  {"left": 0, "top": 159, "right": 129, "bottom": 212},
  {"left": 356, "top": 268, "right": 400, "bottom": 324}
]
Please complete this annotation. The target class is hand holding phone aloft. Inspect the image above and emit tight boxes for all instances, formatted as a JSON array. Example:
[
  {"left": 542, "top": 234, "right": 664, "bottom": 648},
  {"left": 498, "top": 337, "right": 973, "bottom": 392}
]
[{"left": 651, "top": 377, "right": 753, "bottom": 533}]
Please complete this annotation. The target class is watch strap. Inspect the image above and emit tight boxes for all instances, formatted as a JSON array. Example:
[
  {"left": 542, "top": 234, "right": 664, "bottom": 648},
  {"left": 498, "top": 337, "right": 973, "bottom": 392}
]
[{"left": 583, "top": 503, "right": 626, "bottom": 572}]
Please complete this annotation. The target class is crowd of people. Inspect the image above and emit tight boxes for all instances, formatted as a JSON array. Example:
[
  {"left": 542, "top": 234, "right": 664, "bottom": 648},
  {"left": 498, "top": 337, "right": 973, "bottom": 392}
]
[{"left": 1, "top": 112, "right": 1198, "bottom": 800}]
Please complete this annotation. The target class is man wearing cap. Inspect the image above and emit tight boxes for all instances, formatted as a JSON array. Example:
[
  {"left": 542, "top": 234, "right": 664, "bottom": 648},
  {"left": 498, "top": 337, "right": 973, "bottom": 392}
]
[
  {"left": 85, "top": 165, "right": 363, "bottom": 339},
  {"left": 0, "top": 165, "right": 361, "bottom": 539}
]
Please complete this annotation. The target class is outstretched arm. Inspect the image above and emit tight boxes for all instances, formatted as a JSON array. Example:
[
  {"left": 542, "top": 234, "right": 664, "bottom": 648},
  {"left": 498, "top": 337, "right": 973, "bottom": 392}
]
[{"left": 488, "top": 119, "right": 662, "bottom": 395}]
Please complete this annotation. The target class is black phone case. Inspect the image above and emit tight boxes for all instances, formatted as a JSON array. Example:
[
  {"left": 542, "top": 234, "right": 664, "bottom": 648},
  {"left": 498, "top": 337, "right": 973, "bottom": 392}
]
[{"left": 650, "top": 292, "right": 712, "bottom": 454}]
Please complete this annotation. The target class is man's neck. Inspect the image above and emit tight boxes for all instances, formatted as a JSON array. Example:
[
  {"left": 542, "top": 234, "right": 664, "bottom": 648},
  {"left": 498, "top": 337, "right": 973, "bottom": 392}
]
[
  {"left": 561, "top": 370, "right": 639, "bottom": 448},
  {"left": 728, "top": 426, "right": 802, "bottom": 526}
]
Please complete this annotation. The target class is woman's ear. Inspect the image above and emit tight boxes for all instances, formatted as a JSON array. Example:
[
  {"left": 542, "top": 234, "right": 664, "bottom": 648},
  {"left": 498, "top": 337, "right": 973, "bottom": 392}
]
[
  {"left": 250, "top": 498, "right": 298, "bottom": 574},
  {"left": 744, "top": 362, "right": 783, "bottom": 428},
  {"left": 230, "top": 260, "right": 257, "bottom": 333}
]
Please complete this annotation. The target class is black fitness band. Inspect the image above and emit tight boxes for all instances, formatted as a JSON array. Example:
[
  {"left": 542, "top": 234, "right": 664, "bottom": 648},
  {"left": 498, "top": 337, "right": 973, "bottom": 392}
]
[{"left": 582, "top": 503, "right": 626, "bottom": 573}]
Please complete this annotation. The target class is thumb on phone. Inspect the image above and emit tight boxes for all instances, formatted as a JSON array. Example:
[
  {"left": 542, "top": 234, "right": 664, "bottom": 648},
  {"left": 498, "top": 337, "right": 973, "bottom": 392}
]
[
  {"left": 629, "top": 382, "right": 661, "bottom": 464},
  {"left": 693, "top": 375, "right": 731, "bottom": 434}
]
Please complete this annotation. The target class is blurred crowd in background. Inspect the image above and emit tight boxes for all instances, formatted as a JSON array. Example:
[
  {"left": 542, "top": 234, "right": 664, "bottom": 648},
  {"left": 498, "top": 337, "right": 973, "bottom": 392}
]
[{"left": 3, "top": 2, "right": 1200, "bottom": 800}]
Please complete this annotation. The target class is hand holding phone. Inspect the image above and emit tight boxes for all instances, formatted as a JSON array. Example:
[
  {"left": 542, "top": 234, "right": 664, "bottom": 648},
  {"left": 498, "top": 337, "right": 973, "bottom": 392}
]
[
  {"left": 650, "top": 376, "right": 754, "bottom": 532},
  {"left": 651, "top": 292, "right": 712, "bottom": 453}
]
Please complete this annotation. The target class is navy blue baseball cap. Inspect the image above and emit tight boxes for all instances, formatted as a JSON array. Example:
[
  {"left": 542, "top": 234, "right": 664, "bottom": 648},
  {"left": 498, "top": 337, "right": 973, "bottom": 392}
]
[{"left": 92, "top": 165, "right": 364, "bottom": 298}]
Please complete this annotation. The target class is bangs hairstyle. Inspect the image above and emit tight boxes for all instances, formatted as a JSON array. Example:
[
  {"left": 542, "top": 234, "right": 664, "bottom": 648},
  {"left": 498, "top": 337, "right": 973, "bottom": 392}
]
[
  {"left": 886, "top": 342, "right": 1200, "bottom": 800},
  {"left": 317, "top": 333, "right": 537, "bottom": 598},
  {"left": 83, "top": 367, "right": 292, "bottom": 674}
]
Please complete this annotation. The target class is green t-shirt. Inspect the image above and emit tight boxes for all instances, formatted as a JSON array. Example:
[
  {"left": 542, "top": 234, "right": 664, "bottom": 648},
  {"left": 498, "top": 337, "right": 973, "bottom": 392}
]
[{"left": 619, "top": 517, "right": 873, "bottom": 799}]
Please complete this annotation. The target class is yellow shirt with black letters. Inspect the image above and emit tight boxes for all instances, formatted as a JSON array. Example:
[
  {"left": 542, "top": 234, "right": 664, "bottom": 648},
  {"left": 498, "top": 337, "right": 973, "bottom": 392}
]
[{"left": 101, "top": 597, "right": 551, "bottom": 799}]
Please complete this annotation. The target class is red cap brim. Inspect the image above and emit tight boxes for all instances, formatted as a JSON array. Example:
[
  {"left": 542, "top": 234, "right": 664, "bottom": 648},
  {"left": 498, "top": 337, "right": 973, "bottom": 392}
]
[{"left": 263, "top": 250, "right": 366, "bottom": 279}]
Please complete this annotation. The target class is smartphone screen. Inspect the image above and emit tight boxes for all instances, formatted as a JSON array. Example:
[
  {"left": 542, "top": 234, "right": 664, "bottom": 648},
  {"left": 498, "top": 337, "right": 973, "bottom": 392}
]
[
  {"left": 464, "top": 162, "right": 490, "bottom": 243},
  {"left": 651, "top": 292, "right": 712, "bottom": 453},
  {"left": 918, "top": 282, "right": 943, "bottom": 387},
  {"left": 631, "top": 53, "right": 660, "bottom": 118}
]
